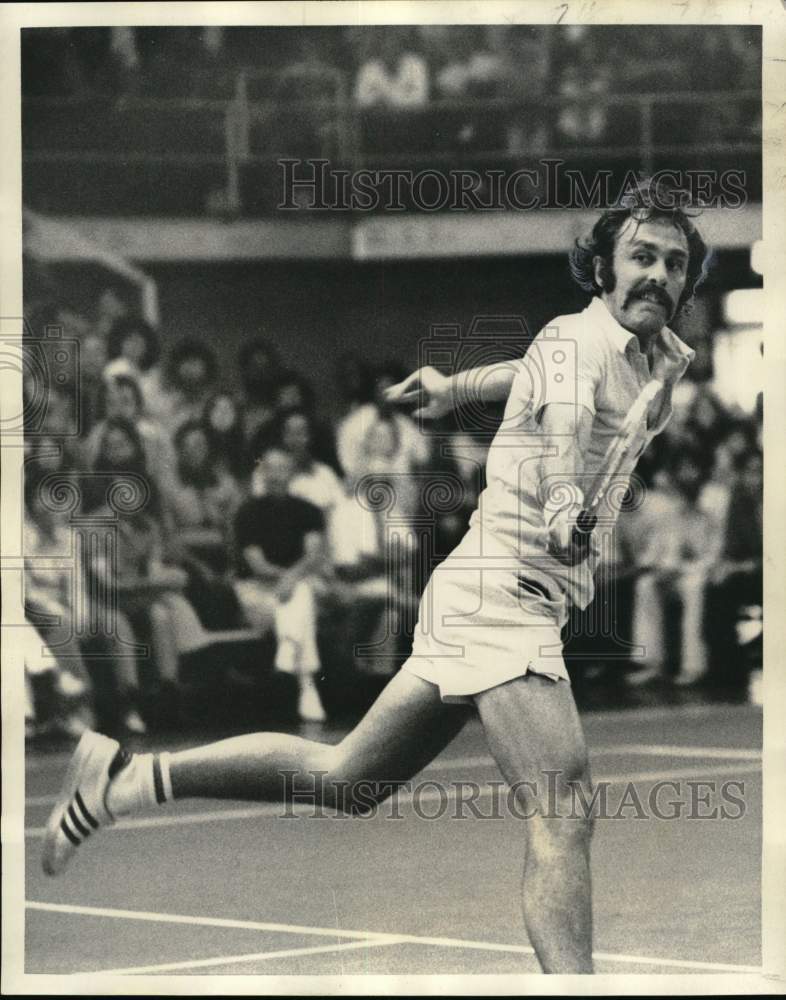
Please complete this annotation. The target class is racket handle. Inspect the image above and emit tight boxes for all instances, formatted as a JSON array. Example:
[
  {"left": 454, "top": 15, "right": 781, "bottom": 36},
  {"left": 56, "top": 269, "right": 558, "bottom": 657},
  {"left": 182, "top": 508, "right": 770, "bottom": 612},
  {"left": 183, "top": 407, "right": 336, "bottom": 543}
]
[{"left": 571, "top": 510, "right": 598, "bottom": 549}]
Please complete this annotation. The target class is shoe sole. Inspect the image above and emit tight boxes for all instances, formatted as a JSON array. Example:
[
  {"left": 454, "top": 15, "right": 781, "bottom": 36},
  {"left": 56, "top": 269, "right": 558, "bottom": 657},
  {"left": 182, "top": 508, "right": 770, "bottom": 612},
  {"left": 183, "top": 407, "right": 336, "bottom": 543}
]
[{"left": 42, "top": 730, "right": 113, "bottom": 876}]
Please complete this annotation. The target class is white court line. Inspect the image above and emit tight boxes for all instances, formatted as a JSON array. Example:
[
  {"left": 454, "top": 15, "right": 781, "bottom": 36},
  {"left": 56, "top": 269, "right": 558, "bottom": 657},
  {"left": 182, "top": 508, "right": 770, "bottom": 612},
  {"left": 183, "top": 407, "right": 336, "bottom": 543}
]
[
  {"left": 23, "top": 761, "right": 761, "bottom": 837},
  {"left": 423, "top": 745, "right": 761, "bottom": 772},
  {"left": 95, "top": 937, "right": 403, "bottom": 976},
  {"left": 25, "top": 900, "right": 761, "bottom": 974},
  {"left": 604, "top": 744, "right": 762, "bottom": 760}
]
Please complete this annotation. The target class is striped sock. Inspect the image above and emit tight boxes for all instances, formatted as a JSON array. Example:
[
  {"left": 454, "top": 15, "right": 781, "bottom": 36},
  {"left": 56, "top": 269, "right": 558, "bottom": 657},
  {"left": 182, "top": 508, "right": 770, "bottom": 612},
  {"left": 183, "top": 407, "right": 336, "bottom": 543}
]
[{"left": 106, "top": 752, "right": 173, "bottom": 818}]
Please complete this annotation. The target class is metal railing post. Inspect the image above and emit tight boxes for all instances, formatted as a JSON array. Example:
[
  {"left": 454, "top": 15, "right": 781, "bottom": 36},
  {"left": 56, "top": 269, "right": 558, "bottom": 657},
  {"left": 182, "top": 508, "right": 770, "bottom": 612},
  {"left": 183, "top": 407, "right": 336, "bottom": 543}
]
[{"left": 640, "top": 96, "right": 654, "bottom": 177}]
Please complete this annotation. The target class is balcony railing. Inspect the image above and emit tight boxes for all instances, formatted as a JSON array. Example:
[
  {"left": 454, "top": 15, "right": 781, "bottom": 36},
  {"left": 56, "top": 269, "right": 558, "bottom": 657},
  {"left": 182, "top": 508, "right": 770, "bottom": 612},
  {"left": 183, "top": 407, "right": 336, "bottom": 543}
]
[{"left": 22, "top": 78, "right": 761, "bottom": 216}]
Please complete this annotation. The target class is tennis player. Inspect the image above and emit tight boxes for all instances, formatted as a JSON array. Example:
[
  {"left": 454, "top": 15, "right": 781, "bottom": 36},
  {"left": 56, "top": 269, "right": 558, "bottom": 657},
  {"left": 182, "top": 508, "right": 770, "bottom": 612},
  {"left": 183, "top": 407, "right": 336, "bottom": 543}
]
[{"left": 42, "top": 180, "right": 708, "bottom": 975}]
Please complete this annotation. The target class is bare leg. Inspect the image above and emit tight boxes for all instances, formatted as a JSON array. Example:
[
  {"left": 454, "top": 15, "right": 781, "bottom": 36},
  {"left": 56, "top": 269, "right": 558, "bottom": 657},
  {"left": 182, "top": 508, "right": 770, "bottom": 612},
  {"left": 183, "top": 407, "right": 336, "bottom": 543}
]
[
  {"left": 170, "top": 669, "right": 471, "bottom": 811},
  {"left": 475, "top": 674, "right": 594, "bottom": 974}
]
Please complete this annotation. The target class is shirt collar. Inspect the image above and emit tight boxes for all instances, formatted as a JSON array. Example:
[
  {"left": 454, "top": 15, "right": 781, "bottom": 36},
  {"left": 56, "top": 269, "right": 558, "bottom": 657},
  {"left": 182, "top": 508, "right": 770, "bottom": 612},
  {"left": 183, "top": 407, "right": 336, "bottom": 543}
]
[{"left": 587, "top": 296, "right": 695, "bottom": 382}]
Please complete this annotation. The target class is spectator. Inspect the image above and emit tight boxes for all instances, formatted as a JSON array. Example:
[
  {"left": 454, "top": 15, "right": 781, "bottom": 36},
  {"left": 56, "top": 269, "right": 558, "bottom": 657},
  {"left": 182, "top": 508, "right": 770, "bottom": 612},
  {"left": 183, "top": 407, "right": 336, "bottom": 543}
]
[
  {"left": 104, "top": 316, "right": 166, "bottom": 419},
  {"left": 82, "top": 374, "right": 177, "bottom": 499},
  {"left": 354, "top": 28, "right": 429, "bottom": 109},
  {"left": 625, "top": 448, "right": 721, "bottom": 687},
  {"left": 254, "top": 409, "right": 344, "bottom": 517},
  {"left": 237, "top": 337, "right": 282, "bottom": 466},
  {"left": 156, "top": 338, "right": 219, "bottom": 432},
  {"left": 336, "top": 361, "right": 430, "bottom": 487},
  {"left": 354, "top": 28, "right": 429, "bottom": 156},
  {"left": 233, "top": 447, "right": 329, "bottom": 722},
  {"left": 203, "top": 390, "right": 248, "bottom": 481},
  {"left": 86, "top": 417, "right": 202, "bottom": 720},
  {"left": 168, "top": 421, "right": 243, "bottom": 574},
  {"left": 704, "top": 449, "right": 763, "bottom": 695},
  {"left": 270, "top": 370, "right": 341, "bottom": 473},
  {"left": 24, "top": 472, "right": 146, "bottom": 736}
]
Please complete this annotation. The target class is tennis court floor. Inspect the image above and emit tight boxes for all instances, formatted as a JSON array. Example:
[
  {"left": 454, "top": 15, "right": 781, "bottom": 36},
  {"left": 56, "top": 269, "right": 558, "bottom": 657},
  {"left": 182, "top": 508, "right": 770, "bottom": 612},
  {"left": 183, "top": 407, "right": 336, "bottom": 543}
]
[{"left": 23, "top": 701, "right": 762, "bottom": 977}]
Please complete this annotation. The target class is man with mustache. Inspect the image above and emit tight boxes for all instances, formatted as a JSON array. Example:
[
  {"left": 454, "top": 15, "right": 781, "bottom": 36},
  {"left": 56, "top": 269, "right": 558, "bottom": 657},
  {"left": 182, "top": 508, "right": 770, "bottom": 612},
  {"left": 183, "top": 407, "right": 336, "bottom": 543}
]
[{"left": 42, "top": 180, "right": 708, "bottom": 975}]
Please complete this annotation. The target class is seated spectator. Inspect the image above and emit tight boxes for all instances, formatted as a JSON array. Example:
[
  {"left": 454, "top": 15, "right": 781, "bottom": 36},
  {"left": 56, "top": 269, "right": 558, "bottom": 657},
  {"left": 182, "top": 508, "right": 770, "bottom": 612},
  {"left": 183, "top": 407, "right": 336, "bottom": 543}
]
[
  {"left": 86, "top": 417, "right": 211, "bottom": 720},
  {"left": 104, "top": 316, "right": 166, "bottom": 420},
  {"left": 336, "top": 362, "right": 431, "bottom": 487},
  {"left": 624, "top": 448, "right": 721, "bottom": 687},
  {"left": 24, "top": 471, "right": 146, "bottom": 736},
  {"left": 82, "top": 374, "right": 177, "bottom": 500},
  {"left": 237, "top": 336, "right": 282, "bottom": 468},
  {"left": 704, "top": 449, "right": 763, "bottom": 695},
  {"left": 233, "top": 447, "right": 329, "bottom": 722},
  {"left": 354, "top": 28, "right": 430, "bottom": 156},
  {"left": 253, "top": 409, "right": 344, "bottom": 518},
  {"left": 266, "top": 370, "right": 341, "bottom": 474},
  {"left": 354, "top": 28, "right": 429, "bottom": 109},
  {"left": 155, "top": 338, "right": 220, "bottom": 432},
  {"left": 167, "top": 420, "right": 243, "bottom": 574},
  {"left": 203, "top": 389, "right": 248, "bottom": 480}
]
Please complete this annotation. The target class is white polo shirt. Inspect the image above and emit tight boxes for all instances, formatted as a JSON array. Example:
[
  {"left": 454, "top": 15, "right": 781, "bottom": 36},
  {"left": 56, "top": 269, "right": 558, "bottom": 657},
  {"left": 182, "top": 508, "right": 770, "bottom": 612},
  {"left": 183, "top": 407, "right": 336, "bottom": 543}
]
[{"left": 468, "top": 296, "right": 695, "bottom": 609}]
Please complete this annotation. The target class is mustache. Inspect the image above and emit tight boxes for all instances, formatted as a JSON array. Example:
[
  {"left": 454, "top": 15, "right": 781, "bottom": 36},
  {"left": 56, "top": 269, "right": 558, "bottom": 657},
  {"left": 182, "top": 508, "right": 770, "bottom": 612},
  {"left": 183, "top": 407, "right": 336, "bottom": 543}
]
[{"left": 624, "top": 284, "right": 674, "bottom": 314}]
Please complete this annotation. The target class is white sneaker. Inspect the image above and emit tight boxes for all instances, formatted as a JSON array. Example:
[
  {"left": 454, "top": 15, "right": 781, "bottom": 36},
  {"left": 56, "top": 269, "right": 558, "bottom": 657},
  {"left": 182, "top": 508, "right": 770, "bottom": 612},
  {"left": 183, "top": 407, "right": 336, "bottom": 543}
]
[
  {"left": 42, "top": 730, "right": 128, "bottom": 876},
  {"left": 298, "top": 680, "right": 327, "bottom": 723}
]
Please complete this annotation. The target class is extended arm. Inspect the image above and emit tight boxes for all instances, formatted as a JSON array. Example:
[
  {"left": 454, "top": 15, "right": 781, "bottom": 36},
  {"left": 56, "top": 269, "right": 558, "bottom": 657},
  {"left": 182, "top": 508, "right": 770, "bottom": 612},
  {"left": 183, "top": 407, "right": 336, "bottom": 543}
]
[{"left": 384, "top": 361, "right": 523, "bottom": 419}]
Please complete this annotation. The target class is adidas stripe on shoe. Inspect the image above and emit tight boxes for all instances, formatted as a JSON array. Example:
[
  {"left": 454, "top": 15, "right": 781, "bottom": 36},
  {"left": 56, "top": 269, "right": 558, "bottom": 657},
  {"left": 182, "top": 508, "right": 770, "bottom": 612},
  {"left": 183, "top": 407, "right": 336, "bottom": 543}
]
[{"left": 42, "top": 730, "right": 128, "bottom": 876}]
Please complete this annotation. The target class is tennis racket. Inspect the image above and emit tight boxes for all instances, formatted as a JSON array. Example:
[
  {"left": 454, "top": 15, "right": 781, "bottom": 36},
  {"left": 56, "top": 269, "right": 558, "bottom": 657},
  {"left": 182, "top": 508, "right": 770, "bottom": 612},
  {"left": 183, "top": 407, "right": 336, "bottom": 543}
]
[{"left": 571, "top": 378, "right": 664, "bottom": 550}]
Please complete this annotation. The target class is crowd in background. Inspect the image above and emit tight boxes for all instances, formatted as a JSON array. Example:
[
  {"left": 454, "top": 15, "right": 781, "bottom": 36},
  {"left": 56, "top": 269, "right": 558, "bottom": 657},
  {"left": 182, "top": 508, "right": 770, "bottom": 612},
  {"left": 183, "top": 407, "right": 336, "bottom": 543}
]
[
  {"left": 22, "top": 25, "right": 761, "bottom": 219},
  {"left": 23, "top": 24, "right": 761, "bottom": 152},
  {"left": 21, "top": 286, "right": 763, "bottom": 741}
]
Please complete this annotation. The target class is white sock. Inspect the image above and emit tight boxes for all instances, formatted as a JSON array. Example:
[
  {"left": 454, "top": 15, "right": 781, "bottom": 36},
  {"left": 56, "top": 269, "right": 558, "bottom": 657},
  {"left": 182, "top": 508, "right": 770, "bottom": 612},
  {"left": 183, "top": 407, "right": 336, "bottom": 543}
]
[{"left": 106, "top": 752, "right": 173, "bottom": 818}]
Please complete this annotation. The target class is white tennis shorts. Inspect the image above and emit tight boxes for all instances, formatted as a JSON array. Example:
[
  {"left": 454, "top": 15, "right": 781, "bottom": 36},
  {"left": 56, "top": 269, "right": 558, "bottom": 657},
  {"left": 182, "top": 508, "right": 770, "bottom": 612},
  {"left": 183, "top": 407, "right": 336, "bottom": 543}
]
[{"left": 402, "top": 526, "right": 570, "bottom": 704}]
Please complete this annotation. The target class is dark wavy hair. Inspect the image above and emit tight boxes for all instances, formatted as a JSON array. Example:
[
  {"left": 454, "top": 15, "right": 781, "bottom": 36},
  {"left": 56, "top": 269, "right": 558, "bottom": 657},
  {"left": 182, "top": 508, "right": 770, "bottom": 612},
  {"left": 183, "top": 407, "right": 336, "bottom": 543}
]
[
  {"left": 88, "top": 416, "right": 161, "bottom": 516},
  {"left": 568, "top": 178, "right": 711, "bottom": 316},
  {"left": 165, "top": 338, "right": 219, "bottom": 387}
]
